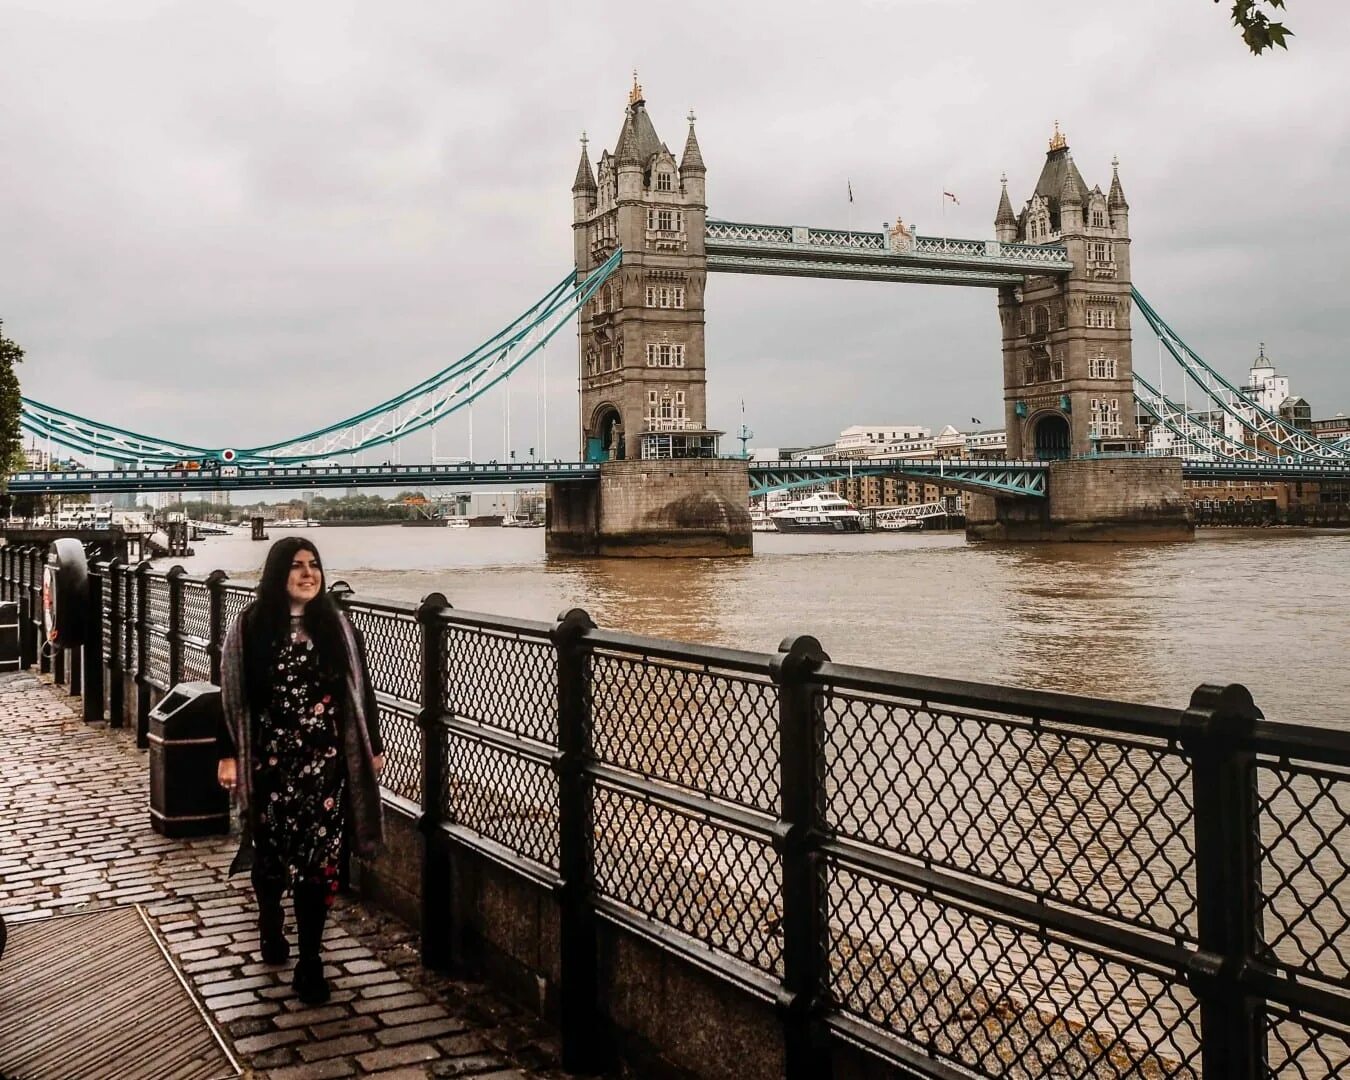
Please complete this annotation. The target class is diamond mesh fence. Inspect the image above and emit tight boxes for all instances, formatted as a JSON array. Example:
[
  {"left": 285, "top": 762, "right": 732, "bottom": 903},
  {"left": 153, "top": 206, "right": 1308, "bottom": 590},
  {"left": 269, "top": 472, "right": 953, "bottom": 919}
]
[
  {"left": 143, "top": 574, "right": 171, "bottom": 689},
  {"left": 446, "top": 623, "right": 556, "bottom": 744},
  {"left": 820, "top": 688, "right": 1197, "bottom": 941},
  {"left": 445, "top": 731, "right": 558, "bottom": 872},
  {"left": 1265, "top": 1004, "right": 1349, "bottom": 1080},
  {"left": 344, "top": 604, "right": 421, "bottom": 704},
  {"left": 826, "top": 861, "right": 1203, "bottom": 1079},
  {"left": 590, "top": 650, "right": 778, "bottom": 814},
  {"left": 592, "top": 781, "right": 782, "bottom": 977}
]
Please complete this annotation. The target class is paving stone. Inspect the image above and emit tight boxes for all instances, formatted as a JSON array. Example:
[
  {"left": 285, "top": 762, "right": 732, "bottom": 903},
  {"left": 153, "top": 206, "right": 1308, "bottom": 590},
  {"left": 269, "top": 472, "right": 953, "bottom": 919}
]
[
  {"left": 355, "top": 1043, "right": 441, "bottom": 1072},
  {"left": 234, "top": 1028, "right": 308, "bottom": 1054},
  {"left": 308, "top": 1015, "right": 379, "bottom": 1040},
  {"left": 266, "top": 1060, "right": 355, "bottom": 1080},
  {"left": 377, "top": 1018, "right": 470, "bottom": 1046},
  {"left": 294, "top": 1032, "right": 377, "bottom": 1062}
]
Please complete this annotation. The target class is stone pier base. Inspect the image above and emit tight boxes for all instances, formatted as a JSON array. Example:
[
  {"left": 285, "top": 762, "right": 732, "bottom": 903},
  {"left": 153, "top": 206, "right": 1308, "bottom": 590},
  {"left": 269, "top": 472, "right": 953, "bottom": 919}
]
[
  {"left": 967, "top": 457, "right": 1194, "bottom": 542},
  {"left": 546, "top": 458, "right": 752, "bottom": 557}
]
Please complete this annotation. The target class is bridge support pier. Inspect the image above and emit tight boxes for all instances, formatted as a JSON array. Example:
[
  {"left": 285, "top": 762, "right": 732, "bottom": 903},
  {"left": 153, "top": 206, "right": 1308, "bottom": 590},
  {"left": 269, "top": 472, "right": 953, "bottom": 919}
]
[
  {"left": 545, "top": 459, "right": 752, "bottom": 557},
  {"left": 966, "top": 457, "right": 1193, "bottom": 542}
]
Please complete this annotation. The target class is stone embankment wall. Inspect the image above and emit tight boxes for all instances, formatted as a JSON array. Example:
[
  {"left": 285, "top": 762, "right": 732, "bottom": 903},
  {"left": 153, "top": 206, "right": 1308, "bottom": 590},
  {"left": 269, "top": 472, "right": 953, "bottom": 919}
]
[
  {"left": 967, "top": 457, "right": 1193, "bottom": 542},
  {"left": 546, "top": 458, "right": 752, "bottom": 557}
]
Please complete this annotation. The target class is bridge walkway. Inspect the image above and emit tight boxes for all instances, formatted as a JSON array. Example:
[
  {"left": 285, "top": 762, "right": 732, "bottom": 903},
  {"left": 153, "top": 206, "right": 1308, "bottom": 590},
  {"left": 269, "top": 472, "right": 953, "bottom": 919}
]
[{"left": 0, "top": 672, "right": 566, "bottom": 1080}]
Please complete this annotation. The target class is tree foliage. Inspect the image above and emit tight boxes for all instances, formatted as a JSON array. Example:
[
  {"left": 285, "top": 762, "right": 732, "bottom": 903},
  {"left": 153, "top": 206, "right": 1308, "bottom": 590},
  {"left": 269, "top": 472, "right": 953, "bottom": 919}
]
[
  {"left": 1222, "top": 0, "right": 1293, "bottom": 54},
  {"left": 0, "top": 321, "right": 26, "bottom": 482}
]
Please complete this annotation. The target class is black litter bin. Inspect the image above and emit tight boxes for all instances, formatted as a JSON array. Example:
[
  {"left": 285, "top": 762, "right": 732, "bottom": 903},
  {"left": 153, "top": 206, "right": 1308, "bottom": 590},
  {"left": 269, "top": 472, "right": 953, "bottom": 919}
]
[
  {"left": 0, "top": 600, "right": 19, "bottom": 672},
  {"left": 148, "top": 681, "right": 230, "bottom": 837}
]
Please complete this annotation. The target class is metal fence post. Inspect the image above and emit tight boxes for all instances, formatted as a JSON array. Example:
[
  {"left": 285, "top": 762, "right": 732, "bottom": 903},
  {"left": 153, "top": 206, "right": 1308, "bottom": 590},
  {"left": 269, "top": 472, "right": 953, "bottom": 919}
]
[
  {"left": 551, "top": 607, "right": 608, "bottom": 1073},
  {"left": 1182, "top": 682, "right": 1266, "bottom": 1080},
  {"left": 82, "top": 565, "right": 104, "bottom": 722},
  {"left": 34, "top": 548, "right": 50, "bottom": 676},
  {"left": 19, "top": 548, "right": 36, "bottom": 670},
  {"left": 771, "top": 633, "right": 832, "bottom": 1080},
  {"left": 205, "top": 570, "right": 228, "bottom": 685},
  {"left": 416, "top": 591, "right": 453, "bottom": 970},
  {"left": 106, "top": 558, "right": 124, "bottom": 727},
  {"left": 134, "top": 561, "right": 152, "bottom": 748},
  {"left": 166, "top": 564, "right": 186, "bottom": 689}
]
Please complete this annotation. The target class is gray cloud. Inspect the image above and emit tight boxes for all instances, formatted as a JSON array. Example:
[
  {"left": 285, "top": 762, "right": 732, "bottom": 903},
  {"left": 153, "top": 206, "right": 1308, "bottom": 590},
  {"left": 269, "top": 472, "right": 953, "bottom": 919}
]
[{"left": 3, "top": 0, "right": 1348, "bottom": 460}]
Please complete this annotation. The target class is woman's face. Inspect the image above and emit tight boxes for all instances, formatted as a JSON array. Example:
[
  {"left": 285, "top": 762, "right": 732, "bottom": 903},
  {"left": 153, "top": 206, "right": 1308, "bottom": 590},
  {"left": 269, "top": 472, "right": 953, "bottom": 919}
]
[{"left": 286, "top": 548, "right": 323, "bottom": 608}]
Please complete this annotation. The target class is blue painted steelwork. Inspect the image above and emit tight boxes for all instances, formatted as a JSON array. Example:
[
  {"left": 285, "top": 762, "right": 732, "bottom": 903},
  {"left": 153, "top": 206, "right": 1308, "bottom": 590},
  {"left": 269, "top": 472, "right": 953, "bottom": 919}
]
[
  {"left": 705, "top": 219, "right": 1071, "bottom": 287},
  {"left": 1181, "top": 460, "right": 1350, "bottom": 483},
  {"left": 7, "top": 461, "right": 602, "bottom": 496},
  {"left": 20, "top": 251, "right": 623, "bottom": 468},
  {"left": 749, "top": 459, "right": 1048, "bottom": 498}
]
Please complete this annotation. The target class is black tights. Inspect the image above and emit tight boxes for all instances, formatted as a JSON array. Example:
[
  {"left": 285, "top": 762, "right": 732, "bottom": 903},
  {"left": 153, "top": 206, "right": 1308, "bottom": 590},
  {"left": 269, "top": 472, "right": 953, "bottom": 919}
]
[{"left": 253, "top": 868, "right": 328, "bottom": 961}]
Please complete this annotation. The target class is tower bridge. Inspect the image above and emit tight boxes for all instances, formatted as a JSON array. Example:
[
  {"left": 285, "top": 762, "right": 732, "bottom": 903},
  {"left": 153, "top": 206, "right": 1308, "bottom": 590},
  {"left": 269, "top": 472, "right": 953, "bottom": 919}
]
[{"left": 14, "top": 81, "right": 1350, "bottom": 553}]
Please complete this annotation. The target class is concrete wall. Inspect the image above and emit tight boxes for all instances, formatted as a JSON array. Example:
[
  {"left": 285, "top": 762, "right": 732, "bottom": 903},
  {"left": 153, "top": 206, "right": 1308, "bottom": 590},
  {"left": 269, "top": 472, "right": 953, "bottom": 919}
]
[
  {"left": 968, "top": 457, "right": 1193, "bottom": 542},
  {"left": 546, "top": 459, "right": 752, "bottom": 557}
]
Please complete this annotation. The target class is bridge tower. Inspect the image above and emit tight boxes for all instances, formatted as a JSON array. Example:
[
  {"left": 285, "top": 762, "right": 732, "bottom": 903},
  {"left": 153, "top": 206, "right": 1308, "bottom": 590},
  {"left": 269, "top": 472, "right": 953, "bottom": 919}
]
[
  {"left": 571, "top": 78, "right": 716, "bottom": 463},
  {"left": 996, "top": 125, "right": 1136, "bottom": 459}
]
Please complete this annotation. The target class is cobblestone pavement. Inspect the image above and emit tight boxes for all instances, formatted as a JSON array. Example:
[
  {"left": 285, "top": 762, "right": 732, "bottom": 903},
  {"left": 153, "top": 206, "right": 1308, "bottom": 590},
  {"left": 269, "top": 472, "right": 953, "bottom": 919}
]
[{"left": 0, "top": 673, "right": 569, "bottom": 1079}]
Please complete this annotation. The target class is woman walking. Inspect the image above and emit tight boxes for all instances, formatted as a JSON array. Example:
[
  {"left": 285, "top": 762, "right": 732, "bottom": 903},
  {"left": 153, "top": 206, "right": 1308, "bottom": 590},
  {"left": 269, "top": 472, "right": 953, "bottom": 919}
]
[{"left": 216, "top": 537, "right": 384, "bottom": 1004}]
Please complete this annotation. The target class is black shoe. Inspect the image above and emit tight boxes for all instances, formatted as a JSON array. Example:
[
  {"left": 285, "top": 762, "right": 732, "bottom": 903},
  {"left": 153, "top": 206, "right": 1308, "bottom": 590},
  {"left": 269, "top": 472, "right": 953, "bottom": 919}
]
[
  {"left": 260, "top": 930, "right": 290, "bottom": 965},
  {"left": 292, "top": 956, "right": 330, "bottom": 1005}
]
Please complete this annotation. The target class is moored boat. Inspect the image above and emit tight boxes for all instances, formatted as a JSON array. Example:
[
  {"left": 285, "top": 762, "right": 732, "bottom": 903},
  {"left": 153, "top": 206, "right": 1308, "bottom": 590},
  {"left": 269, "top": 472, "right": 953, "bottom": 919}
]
[{"left": 769, "top": 492, "right": 864, "bottom": 534}]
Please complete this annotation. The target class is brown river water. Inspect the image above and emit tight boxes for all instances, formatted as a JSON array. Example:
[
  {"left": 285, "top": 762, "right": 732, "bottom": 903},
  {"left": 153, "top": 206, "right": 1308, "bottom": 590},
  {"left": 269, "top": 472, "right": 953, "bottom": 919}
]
[{"left": 174, "top": 524, "right": 1349, "bottom": 728}]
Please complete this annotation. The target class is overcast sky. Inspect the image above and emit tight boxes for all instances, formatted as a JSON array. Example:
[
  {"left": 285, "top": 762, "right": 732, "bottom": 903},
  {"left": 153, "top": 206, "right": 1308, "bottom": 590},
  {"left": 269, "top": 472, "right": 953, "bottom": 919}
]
[{"left": 3, "top": 0, "right": 1349, "bottom": 461}]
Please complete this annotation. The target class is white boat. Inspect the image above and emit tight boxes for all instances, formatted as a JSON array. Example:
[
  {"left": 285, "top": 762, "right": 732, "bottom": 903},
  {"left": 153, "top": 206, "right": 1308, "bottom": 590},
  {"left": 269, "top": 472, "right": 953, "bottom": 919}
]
[
  {"left": 769, "top": 492, "right": 864, "bottom": 534},
  {"left": 447, "top": 517, "right": 471, "bottom": 530},
  {"left": 749, "top": 509, "right": 777, "bottom": 533}
]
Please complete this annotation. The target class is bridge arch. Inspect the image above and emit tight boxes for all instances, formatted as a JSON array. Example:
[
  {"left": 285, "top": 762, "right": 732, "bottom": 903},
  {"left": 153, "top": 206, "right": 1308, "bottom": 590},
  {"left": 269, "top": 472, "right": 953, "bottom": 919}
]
[
  {"left": 587, "top": 402, "right": 625, "bottom": 462},
  {"left": 1030, "top": 410, "right": 1071, "bottom": 461}
]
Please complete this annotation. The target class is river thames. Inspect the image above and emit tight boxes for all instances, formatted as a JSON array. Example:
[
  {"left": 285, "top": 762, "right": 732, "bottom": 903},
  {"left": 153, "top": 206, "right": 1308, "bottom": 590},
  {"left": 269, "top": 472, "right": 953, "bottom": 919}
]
[{"left": 172, "top": 524, "right": 1347, "bottom": 727}]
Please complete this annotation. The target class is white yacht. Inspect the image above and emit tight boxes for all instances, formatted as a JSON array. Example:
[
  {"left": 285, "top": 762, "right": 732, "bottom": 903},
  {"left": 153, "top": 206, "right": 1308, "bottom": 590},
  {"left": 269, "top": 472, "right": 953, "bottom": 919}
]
[
  {"left": 769, "top": 492, "right": 865, "bottom": 534},
  {"left": 447, "top": 517, "right": 471, "bottom": 530}
]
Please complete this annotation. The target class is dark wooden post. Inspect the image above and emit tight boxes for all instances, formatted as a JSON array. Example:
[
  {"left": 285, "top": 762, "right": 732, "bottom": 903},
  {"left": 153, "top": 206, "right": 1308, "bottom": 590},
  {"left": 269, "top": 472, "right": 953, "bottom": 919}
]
[
  {"left": 81, "top": 565, "right": 104, "bottom": 722},
  {"left": 551, "top": 607, "right": 608, "bottom": 1073},
  {"left": 1182, "top": 682, "right": 1266, "bottom": 1080},
  {"left": 416, "top": 591, "right": 453, "bottom": 970},
  {"left": 166, "top": 565, "right": 186, "bottom": 689},
  {"left": 134, "top": 561, "right": 152, "bottom": 748},
  {"left": 771, "top": 633, "right": 833, "bottom": 1080},
  {"left": 34, "top": 548, "right": 50, "bottom": 676},
  {"left": 106, "top": 558, "right": 124, "bottom": 727},
  {"left": 206, "top": 570, "right": 228, "bottom": 685}
]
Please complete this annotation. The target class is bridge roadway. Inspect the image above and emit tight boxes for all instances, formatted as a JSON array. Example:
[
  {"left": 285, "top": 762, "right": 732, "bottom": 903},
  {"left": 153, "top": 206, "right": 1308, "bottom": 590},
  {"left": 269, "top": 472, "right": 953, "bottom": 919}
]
[{"left": 10, "top": 456, "right": 1350, "bottom": 498}]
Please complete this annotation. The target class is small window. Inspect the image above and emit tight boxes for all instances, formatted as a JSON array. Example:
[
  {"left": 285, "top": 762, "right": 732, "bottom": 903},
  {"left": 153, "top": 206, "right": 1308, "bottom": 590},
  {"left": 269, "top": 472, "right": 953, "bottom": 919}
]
[
  {"left": 1091, "top": 209, "right": 1106, "bottom": 228},
  {"left": 656, "top": 172, "right": 673, "bottom": 192},
  {"left": 1089, "top": 241, "right": 1112, "bottom": 263}
]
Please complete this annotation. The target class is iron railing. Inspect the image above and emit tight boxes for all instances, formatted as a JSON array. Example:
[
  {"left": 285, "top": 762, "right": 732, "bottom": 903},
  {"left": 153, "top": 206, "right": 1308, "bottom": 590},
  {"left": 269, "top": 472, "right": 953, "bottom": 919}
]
[{"left": 2, "top": 551, "right": 1346, "bottom": 1080}]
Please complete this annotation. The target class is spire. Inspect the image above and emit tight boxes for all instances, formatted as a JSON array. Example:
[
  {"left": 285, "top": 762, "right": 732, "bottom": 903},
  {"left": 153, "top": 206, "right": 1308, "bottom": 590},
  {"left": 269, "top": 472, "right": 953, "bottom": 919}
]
[
  {"left": 572, "top": 131, "right": 596, "bottom": 193},
  {"left": 680, "top": 108, "right": 705, "bottom": 174},
  {"left": 616, "top": 113, "right": 641, "bottom": 166},
  {"left": 1048, "top": 120, "right": 1067, "bottom": 152},
  {"left": 1108, "top": 154, "right": 1129, "bottom": 210},
  {"left": 1059, "top": 160, "right": 1083, "bottom": 206},
  {"left": 629, "top": 70, "right": 644, "bottom": 107},
  {"left": 995, "top": 172, "right": 1015, "bottom": 226}
]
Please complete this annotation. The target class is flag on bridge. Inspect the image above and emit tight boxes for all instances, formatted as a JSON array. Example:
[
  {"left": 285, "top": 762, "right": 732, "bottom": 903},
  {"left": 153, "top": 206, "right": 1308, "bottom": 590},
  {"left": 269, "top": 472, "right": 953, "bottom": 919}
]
[
  {"left": 944, "top": 191, "right": 960, "bottom": 205},
  {"left": 848, "top": 179, "right": 854, "bottom": 203},
  {"left": 971, "top": 417, "right": 983, "bottom": 425}
]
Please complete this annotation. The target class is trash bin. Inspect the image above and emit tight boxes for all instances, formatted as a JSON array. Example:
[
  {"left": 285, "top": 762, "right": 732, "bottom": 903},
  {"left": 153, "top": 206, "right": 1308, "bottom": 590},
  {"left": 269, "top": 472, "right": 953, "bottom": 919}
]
[
  {"left": 0, "top": 601, "right": 20, "bottom": 672},
  {"left": 148, "top": 682, "right": 230, "bottom": 838}
]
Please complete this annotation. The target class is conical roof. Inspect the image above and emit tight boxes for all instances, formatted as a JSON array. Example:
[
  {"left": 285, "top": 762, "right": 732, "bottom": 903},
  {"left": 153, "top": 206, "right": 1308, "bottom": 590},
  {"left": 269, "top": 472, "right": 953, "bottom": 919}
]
[
  {"left": 572, "top": 136, "right": 596, "bottom": 193},
  {"left": 615, "top": 112, "right": 641, "bottom": 166},
  {"left": 680, "top": 115, "right": 706, "bottom": 174},
  {"left": 1059, "top": 162, "right": 1083, "bottom": 206},
  {"left": 995, "top": 174, "right": 1015, "bottom": 225},
  {"left": 1108, "top": 157, "right": 1129, "bottom": 210}
]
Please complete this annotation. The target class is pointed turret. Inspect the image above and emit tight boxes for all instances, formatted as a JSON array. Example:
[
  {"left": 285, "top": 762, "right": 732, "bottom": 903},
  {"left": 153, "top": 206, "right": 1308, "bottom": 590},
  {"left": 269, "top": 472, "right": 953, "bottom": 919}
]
[
  {"left": 572, "top": 133, "right": 596, "bottom": 193},
  {"left": 995, "top": 172, "right": 1016, "bottom": 243},
  {"left": 1108, "top": 156, "right": 1128, "bottom": 210},
  {"left": 680, "top": 110, "right": 706, "bottom": 175},
  {"left": 572, "top": 132, "right": 596, "bottom": 222},
  {"left": 1059, "top": 159, "right": 1084, "bottom": 232}
]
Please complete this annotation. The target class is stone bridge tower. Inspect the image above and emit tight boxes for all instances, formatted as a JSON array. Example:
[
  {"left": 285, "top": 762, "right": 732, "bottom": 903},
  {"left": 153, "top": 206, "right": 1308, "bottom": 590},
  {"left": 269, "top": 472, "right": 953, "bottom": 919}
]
[
  {"left": 571, "top": 78, "right": 715, "bottom": 462},
  {"left": 996, "top": 124, "right": 1135, "bottom": 459}
]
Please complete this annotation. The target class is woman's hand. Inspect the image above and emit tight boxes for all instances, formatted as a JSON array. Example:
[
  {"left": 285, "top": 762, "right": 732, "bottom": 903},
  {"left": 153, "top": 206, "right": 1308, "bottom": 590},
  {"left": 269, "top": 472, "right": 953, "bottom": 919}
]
[
  {"left": 372, "top": 754, "right": 385, "bottom": 776},
  {"left": 217, "top": 757, "right": 237, "bottom": 791}
]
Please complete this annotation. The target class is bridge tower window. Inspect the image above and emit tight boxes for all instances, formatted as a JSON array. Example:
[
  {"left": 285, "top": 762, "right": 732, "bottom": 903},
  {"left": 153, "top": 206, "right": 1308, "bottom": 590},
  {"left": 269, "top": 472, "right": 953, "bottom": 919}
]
[
  {"left": 645, "top": 342, "right": 685, "bottom": 367},
  {"left": 1091, "top": 209, "right": 1106, "bottom": 228},
  {"left": 644, "top": 285, "right": 685, "bottom": 309},
  {"left": 656, "top": 171, "right": 673, "bottom": 192},
  {"left": 1086, "top": 305, "right": 1116, "bottom": 329}
]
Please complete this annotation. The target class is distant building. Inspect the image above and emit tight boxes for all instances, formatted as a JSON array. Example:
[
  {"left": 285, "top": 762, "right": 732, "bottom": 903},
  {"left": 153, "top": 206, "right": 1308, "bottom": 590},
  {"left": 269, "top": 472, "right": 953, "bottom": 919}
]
[{"left": 834, "top": 425, "right": 929, "bottom": 458}]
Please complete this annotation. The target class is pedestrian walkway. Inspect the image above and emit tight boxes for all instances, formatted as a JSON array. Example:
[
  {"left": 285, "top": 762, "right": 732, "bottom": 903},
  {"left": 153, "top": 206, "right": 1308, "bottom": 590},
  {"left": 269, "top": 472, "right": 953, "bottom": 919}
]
[{"left": 0, "top": 672, "right": 568, "bottom": 1080}]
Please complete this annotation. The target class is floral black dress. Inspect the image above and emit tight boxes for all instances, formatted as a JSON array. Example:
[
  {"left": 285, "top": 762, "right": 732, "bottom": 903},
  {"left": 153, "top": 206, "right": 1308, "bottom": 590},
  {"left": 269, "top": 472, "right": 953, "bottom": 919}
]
[{"left": 253, "top": 621, "right": 345, "bottom": 906}]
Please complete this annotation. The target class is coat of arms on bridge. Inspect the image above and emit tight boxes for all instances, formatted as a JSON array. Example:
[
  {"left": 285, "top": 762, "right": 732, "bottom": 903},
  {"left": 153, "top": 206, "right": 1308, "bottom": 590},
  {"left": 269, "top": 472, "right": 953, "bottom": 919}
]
[{"left": 888, "top": 216, "right": 914, "bottom": 254}]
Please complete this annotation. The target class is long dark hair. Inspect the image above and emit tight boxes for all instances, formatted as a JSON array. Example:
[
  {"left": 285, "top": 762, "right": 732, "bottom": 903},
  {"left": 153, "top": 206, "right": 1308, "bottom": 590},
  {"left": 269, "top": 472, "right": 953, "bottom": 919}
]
[{"left": 244, "top": 537, "right": 349, "bottom": 708}]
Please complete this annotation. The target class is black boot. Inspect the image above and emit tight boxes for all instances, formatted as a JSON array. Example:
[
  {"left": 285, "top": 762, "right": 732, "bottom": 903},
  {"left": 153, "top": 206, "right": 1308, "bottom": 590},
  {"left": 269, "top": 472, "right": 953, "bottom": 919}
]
[
  {"left": 292, "top": 883, "right": 330, "bottom": 1005},
  {"left": 252, "top": 870, "right": 290, "bottom": 966}
]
